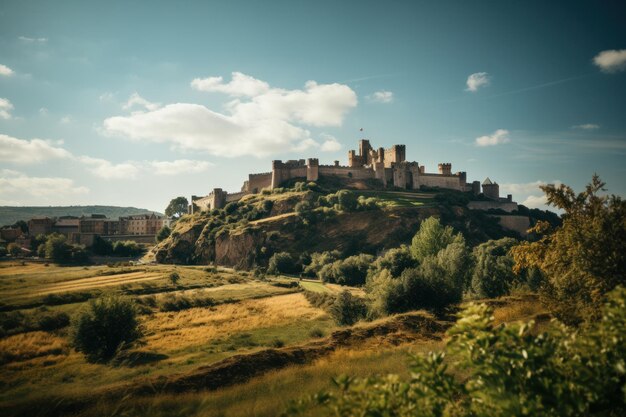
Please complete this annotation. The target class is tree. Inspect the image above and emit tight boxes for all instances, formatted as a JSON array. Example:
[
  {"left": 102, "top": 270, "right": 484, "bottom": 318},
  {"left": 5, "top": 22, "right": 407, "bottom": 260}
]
[
  {"left": 410, "top": 217, "right": 463, "bottom": 262},
  {"left": 267, "top": 252, "right": 299, "bottom": 275},
  {"left": 156, "top": 225, "right": 171, "bottom": 243},
  {"left": 511, "top": 175, "right": 626, "bottom": 325},
  {"left": 7, "top": 242, "right": 21, "bottom": 257},
  {"left": 165, "top": 197, "right": 189, "bottom": 219},
  {"left": 44, "top": 233, "right": 71, "bottom": 262},
  {"left": 71, "top": 295, "right": 143, "bottom": 362},
  {"left": 13, "top": 220, "right": 28, "bottom": 234},
  {"left": 471, "top": 238, "right": 519, "bottom": 298},
  {"left": 330, "top": 291, "right": 367, "bottom": 325}
]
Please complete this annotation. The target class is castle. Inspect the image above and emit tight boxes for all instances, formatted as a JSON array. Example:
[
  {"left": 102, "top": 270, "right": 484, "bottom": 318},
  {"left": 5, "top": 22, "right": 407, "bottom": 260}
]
[{"left": 191, "top": 139, "right": 508, "bottom": 212}]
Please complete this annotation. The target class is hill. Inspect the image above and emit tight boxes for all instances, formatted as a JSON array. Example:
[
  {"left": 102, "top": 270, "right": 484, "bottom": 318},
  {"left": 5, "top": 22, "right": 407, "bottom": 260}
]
[
  {"left": 150, "top": 183, "right": 524, "bottom": 269},
  {"left": 0, "top": 206, "right": 163, "bottom": 226}
]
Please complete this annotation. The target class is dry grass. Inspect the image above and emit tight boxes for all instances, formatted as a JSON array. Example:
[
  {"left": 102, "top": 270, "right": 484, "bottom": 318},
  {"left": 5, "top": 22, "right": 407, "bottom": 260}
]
[
  {"left": 0, "top": 331, "right": 68, "bottom": 365},
  {"left": 492, "top": 296, "right": 547, "bottom": 325},
  {"left": 144, "top": 293, "right": 327, "bottom": 353}
]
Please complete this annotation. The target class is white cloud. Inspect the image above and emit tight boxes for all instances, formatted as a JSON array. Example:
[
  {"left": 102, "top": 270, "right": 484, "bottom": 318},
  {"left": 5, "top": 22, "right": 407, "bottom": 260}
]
[
  {"left": 320, "top": 135, "right": 342, "bottom": 152},
  {"left": 99, "top": 92, "right": 115, "bottom": 102},
  {"left": 104, "top": 73, "right": 358, "bottom": 157},
  {"left": 191, "top": 72, "right": 270, "bottom": 97},
  {"left": 475, "top": 129, "right": 510, "bottom": 147},
  {"left": 466, "top": 72, "right": 490, "bottom": 92},
  {"left": 0, "top": 98, "right": 14, "bottom": 119},
  {"left": 39, "top": 107, "right": 49, "bottom": 116},
  {"left": 149, "top": 159, "right": 212, "bottom": 176},
  {"left": 123, "top": 92, "right": 161, "bottom": 112},
  {"left": 77, "top": 156, "right": 141, "bottom": 180},
  {"left": 59, "top": 115, "right": 72, "bottom": 124},
  {"left": 367, "top": 90, "right": 394, "bottom": 103},
  {"left": 0, "top": 171, "right": 89, "bottom": 204},
  {"left": 522, "top": 195, "right": 549, "bottom": 208},
  {"left": 593, "top": 49, "right": 626, "bottom": 73},
  {"left": 572, "top": 123, "right": 600, "bottom": 130},
  {"left": 18, "top": 36, "right": 48, "bottom": 43},
  {"left": 0, "top": 134, "right": 72, "bottom": 163},
  {"left": 0, "top": 64, "right": 14, "bottom": 76}
]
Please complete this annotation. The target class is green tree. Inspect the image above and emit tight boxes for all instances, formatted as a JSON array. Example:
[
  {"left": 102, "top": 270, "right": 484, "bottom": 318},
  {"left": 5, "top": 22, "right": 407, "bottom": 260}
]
[
  {"left": 512, "top": 175, "right": 626, "bottom": 325},
  {"left": 169, "top": 271, "right": 180, "bottom": 286},
  {"left": 71, "top": 295, "right": 143, "bottom": 362},
  {"left": 329, "top": 291, "right": 367, "bottom": 325},
  {"left": 410, "top": 217, "right": 463, "bottom": 262},
  {"left": 13, "top": 220, "right": 28, "bottom": 234},
  {"left": 267, "top": 252, "right": 299, "bottom": 275},
  {"left": 370, "top": 246, "right": 417, "bottom": 278},
  {"left": 336, "top": 190, "right": 357, "bottom": 211},
  {"left": 156, "top": 225, "right": 171, "bottom": 243},
  {"left": 7, "top": 242, "right": 21, "bottom": 257},
  {"left": 165, "top": 197, "right": 189, "bottom": 219},
  {"left": 44, "top": 233, "right": 71, "bottom": 261},
  {"left": 471, "top": 237, "right": 519, "bottom": 298}
]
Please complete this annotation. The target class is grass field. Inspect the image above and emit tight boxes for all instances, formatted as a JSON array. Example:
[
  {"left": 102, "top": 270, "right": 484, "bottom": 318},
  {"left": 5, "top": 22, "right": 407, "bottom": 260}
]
[{"left": 0, "top": 260, "right": 547, "bottom": 417}]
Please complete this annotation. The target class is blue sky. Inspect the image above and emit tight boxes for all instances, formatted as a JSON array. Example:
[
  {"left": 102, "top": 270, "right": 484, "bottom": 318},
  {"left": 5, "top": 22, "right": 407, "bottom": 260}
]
[{"left": 0, "top": 0, "right": 625, "bottom": 213}]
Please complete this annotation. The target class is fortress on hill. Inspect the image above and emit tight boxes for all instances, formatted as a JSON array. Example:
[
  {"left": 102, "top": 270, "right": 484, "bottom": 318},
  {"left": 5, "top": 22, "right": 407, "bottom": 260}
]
[{"left": 191, "top": 139, "right": 513, "bottom": 212}]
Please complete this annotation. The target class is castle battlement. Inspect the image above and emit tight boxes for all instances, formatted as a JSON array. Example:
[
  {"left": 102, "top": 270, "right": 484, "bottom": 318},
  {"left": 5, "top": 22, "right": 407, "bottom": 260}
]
[{"left": 190, "top": 138, "right": 509, "bottom": 213}]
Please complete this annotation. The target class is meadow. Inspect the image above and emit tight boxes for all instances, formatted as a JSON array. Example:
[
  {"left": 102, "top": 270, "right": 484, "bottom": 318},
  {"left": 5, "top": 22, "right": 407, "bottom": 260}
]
[{"left": 0, "top": 260, "right": 546, "bottom": 417}]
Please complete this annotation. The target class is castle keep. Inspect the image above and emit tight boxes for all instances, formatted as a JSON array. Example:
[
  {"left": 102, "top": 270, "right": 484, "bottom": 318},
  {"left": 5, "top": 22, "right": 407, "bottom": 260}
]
[{"left": 191, "top": 139, "right": 502, "bottom": 212}]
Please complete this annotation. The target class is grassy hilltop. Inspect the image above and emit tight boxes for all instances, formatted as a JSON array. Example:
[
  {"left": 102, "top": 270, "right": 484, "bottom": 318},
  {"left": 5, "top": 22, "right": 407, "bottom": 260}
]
[{"left": 151, "top": 180, "right": 526, "bottom": 269}]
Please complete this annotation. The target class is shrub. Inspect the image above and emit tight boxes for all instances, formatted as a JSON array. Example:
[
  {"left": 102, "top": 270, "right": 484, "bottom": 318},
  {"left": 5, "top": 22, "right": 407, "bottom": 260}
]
[
  {"left": 169, "top": 271, "right": 181, "bottom": 286},
  {"left": 337, "top": 190, "right": 357, "bottom": 211},
  {"left": 370, "top": 246, "right": 417, "bottom": 278},
  {"left": 267, "top": 252, "right": 299, "bottom": 275},
  {"left": 325, "top": 254, "right": 375, "bottom": 286},
  {"left": 0, "top": 246, "right": 7, "bottom": 257},
  {"left": 303, "top": 251, "right": 341, "bottom": 277},
  {"left": 71, "top": 295, "right": 143, "bottom": 362},
  {"left": 289, "top": 286, "right": 626, "bottom": 417},
  {"left": 112, "top": 241, "right": 143, "bottom": 257},
  {"left": 156, "top": 225, "right": 171, "bottom": 243},
  {"left": 330, "top": 291, "right": 367, "bottom": 325},
  {"left": 7, "top": 242, "right": 22, "bottom": 257}
]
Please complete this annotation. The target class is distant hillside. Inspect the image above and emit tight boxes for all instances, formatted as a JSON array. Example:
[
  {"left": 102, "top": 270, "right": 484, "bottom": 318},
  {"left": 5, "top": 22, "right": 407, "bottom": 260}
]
[{"left": 0, "top": 206, "right": 163, "bottom": 227}]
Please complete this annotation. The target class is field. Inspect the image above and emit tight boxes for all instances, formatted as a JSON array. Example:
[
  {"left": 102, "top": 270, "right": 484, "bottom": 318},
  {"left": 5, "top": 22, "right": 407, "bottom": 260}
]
[{"left": 0, "top": 260, "right": 547, "bottom": 417}]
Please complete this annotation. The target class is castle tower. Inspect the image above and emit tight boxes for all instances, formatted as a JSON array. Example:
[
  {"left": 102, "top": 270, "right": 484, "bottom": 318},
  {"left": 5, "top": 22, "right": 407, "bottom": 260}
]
[
  {"left": 438, "top": 163, "right": 452, "bottom": 175},
  {"left": 306, "top": 158, "right": 319, "bottom": 182},
  {"left": 482, "top": 178, "right": 500, "bottom": 200},
  {"left": 271, "top": 160, "right": 284, "bottom": 189}
]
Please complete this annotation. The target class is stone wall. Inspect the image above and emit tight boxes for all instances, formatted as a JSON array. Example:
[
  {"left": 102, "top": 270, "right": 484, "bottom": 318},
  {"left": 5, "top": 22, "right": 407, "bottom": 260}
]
[
  {"left": 318, "top": 165, "right": 376, "bottom": 180},
  {"left": 467, "top": 201, "right": 518, "bottom": 213},
  {"left": 418, "top": 174, "right": 464, "bottom": 191},
  {"left": 491, "top": 215, "right": 530, "bottom": 237},
  {"left": 248, "top": 172, "right": 272, "bottom": 193}
]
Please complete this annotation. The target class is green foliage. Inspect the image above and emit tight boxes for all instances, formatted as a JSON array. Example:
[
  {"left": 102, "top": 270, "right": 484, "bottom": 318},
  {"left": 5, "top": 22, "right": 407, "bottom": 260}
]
[
  {"left": 169, "top": 271, "right": 181, "bottom": 286},
  {"left": 268, "top": 252, "right": 300, "bottom": 275},
  {"left": 512, "top": 175, "right": 626, "bottom": 325},
  {"left": 7, "top": 242, "right": 21, "bottom": 257},
  {"left": 471, "top": 237, "right": 519, "bottom": 298},
  {"left": 302, "top": 250, "right": 341, "bottom": 277},
  {"left": 410, "top": 217, "right": 462, "bottom": 262},
  {"left": 0, "top": 246, "right": 6, "bottom": 257},
  {"left": 289, "top": 286, "right": 626, "bottom": 417},
  {"left": 112, "top": 240, "right": 143, "bottom": 257},
  {"left": 319, "top": 254, "right": 375, "bottom": 286},
  {"left": 156, "top": 225, "right": 171, "bottom": 242},
  {"left": 44, "top": 233, "right": 71, "bottom": 261},
  {"left": 329, "top": 291, "right": 367, "bottom": 326},
  {"left": 71, "top": 295, "right": 143, "bottom": 362},
  {"left": 165, "top": 196, "right": 188, "bottom": 219},
  {"left": 0, "top": 308, "right": 70, "bottom": 337},
  {"left": 371, "top": 246, "right": 418, "bottom": 278}
]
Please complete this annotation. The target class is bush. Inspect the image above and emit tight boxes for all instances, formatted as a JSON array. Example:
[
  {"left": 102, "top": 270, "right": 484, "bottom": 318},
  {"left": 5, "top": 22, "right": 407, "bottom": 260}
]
[
  {"left": 370, "top": 246, "right": 417, "bottom": 278},
  {"left": 112, "top": 241, "right": 143, "bottom": 257},
  {"left": 156, "top": 225, "right": 171, "bottom": 243},
  {"left": 71, "top": 295, "right": 143, "bottom": 362},
  {"left": 0, "top": 246, "right": 7, "bottom": 257},
  {"left": 330, "top": 291, "right": 367, "bottom": 325},
  {"left": 289, "top": 286, "right": 626, "bottom": 417},
  {"left": 321, "top": 254, "right": 375, "bottom": 286},
  {"left": 169, "top": 272, "right": 180, "bottom": 286},
  {"left": 7, "top": 242, "right": 22, "bottom": 257},
  {"left": 267, "top": 252, "right": 299, "bottom": 275},
  {"left": 302, "top": 251, "right": 341, "bottom": 277}
]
